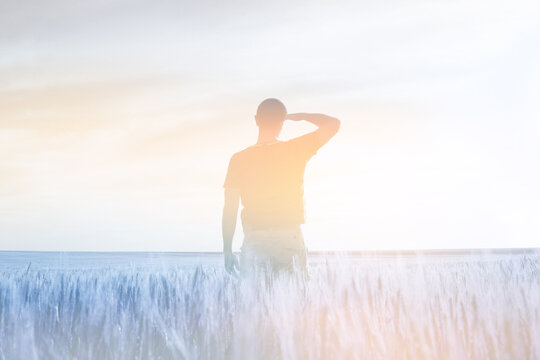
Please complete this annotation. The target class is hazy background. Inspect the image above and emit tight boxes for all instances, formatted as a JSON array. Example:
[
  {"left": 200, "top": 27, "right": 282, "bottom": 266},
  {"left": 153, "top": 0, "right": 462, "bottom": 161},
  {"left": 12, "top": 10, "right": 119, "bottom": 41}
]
[{"left": 1, "top": 0, "right": 539, "bottom": 251}]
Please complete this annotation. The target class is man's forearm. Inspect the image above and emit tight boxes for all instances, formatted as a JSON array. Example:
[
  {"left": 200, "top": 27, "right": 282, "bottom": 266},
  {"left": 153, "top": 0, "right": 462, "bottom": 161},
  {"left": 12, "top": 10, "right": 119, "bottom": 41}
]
[
  {"left": 287, "top": 113, "right": 340, "bottom": 128},
  {"left": 222, "top": 212, "right": 236, "bottom": 252}
]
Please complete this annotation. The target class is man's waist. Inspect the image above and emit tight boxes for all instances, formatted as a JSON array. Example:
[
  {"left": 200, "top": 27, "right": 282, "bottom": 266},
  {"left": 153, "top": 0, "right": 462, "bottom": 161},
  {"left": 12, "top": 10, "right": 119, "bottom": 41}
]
[
  {"left": 244, "top": 224, "right": 301, "bottom": 232},
  {"left": 241, "top": 210, "right": 304, "bottom": 230},
  {"left": 242, "top": 224, "right": 305, "bottom": 251}
]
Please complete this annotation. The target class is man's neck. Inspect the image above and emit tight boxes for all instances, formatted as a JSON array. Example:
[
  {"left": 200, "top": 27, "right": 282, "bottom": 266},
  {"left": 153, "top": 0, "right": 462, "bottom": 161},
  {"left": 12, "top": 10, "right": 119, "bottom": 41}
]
[{"left": 256, "top": 132, "right": 278, "bottom": 145}]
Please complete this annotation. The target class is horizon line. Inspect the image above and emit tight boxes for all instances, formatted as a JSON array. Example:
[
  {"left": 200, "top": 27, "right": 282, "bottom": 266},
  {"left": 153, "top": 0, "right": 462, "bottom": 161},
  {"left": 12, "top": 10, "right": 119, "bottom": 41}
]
[{"left": 1, "top": 248, "right": 538, "bottom": 256}]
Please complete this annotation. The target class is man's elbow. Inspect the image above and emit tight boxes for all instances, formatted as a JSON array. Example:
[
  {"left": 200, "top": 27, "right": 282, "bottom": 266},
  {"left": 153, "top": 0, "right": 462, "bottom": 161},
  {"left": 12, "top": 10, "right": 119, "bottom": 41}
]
[
  {"left": 333, "top": 118, "right": 341, "bottom": 131},
  {"left": 222, "top": 204, "right": 235, "bottom": 217},
  {"left": 329, "top": 117, "right": 340, "bottom": 135},
  {"left": 223, "top": 201, "right": 239, "bottom": 218}
]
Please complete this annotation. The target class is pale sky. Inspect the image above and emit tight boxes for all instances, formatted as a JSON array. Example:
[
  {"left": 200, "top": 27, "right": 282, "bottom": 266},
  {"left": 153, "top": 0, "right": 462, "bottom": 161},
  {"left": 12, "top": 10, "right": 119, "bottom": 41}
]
[{"left": 1, "top": 0, "right": 539, "bottom": 251}]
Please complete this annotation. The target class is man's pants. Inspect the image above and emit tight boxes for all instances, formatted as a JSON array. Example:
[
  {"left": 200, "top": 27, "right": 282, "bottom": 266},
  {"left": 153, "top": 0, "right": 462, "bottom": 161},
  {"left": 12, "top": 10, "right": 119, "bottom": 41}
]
[{"left": 240, "top": 226, "right": 307, "bottom": 273}]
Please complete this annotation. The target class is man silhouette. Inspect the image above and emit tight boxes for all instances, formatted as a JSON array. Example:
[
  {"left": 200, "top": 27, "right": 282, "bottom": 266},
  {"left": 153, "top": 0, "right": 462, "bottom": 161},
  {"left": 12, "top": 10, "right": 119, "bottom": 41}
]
[{"left": 222, "top": 98, "right": 340, "bottom": 275}]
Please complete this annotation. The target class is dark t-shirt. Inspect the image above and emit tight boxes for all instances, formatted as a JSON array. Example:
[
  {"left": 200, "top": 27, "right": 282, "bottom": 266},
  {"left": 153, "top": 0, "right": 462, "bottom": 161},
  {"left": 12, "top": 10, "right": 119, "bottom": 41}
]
[{"left": 223, "top": 131, "right": 322, "bottom": 230}]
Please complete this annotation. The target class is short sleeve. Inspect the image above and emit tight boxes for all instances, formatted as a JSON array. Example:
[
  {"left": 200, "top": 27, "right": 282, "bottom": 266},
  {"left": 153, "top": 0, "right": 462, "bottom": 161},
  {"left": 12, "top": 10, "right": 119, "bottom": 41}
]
[
  {"left": 286, "top": 131, "right": 322, "bottom": 161},
  {"left": 223, "top": 154, "right": 241, "bottom": 189}
]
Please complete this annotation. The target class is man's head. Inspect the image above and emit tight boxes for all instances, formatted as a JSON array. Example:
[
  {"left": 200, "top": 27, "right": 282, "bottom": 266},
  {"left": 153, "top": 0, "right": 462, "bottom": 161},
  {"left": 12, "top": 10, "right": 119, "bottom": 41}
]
[{"left": 255, "top": 98, "right": 287, "bottom": 136}]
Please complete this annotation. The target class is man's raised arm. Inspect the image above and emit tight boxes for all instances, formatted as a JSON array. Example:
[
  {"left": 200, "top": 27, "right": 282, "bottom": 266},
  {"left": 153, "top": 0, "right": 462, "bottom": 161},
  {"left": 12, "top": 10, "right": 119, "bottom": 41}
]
[{"left": 285, "top": 113, "right": 341, "bottom": 146}]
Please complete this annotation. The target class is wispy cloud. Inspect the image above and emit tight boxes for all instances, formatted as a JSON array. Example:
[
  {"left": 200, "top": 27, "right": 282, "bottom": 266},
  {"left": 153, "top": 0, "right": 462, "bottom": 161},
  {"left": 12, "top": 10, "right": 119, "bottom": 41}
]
[{"left": 1, "top": 0, "right": 539, "bottom": 250}]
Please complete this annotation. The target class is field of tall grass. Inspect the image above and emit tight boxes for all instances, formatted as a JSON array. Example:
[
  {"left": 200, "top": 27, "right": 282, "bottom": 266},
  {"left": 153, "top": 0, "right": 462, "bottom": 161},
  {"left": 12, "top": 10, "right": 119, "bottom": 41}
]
[{"left": 0, "top": 252, "right": 539, "bottom": 359}]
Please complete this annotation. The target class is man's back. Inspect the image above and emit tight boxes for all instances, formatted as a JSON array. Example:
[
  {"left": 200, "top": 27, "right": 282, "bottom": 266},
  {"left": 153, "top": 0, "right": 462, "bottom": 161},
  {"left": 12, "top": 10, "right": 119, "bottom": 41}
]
[
  {"left": 223, "top": 131, "right": 321, "bottom": 230},
  {"left": 221, "top": 102, "right": 340, "bottom": 275}
]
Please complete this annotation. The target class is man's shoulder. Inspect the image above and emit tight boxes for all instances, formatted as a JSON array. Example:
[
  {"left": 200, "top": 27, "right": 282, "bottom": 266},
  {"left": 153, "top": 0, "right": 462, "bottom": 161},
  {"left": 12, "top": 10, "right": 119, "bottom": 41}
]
[
  {"left": 227, "top": 148, "right": 248, "bottom": 167},
  {"left": 230, "top": 148, "right": 247, "bottom": 160},
  {"left": 229, "top": 141, "right": 289, "bottom": 163},
  {"left": 230, "top": 144, "right": 260, "bottom": 159}
]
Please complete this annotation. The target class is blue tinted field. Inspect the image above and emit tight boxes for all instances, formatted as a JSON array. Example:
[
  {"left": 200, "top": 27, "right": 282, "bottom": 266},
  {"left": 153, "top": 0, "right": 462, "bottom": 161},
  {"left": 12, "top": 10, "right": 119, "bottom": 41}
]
[{"left": 0, "top": 251, "right": 539, "bottom": 359}]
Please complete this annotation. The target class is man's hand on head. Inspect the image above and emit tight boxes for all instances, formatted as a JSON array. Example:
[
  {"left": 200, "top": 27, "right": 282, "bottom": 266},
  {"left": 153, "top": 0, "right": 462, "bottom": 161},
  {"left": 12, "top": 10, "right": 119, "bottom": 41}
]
[{"left": 285, "top": 113, "right": 307, "bottom": 121}]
